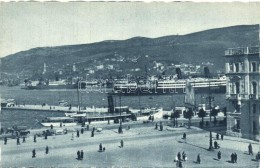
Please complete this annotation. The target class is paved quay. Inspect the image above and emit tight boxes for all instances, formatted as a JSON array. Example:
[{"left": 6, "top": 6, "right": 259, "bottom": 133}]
[{"left": 1, "top": 123, "right": 260, "bottom": 167}]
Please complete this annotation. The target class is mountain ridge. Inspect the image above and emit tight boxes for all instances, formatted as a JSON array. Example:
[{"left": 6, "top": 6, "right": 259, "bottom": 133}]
[{"left": 1, "top": 24, "right": 259, "bottom": 80}]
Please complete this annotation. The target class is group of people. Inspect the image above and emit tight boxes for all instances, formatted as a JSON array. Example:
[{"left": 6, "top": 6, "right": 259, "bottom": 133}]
[
  {"left": 77, "top": 150, "right": 84, "bottom": 160},
  {"left": 216, "top": 133, "right": 224, "bottom": 140},
  {"left": 230, "top": 152, "right": 237, "bottom": 163}
]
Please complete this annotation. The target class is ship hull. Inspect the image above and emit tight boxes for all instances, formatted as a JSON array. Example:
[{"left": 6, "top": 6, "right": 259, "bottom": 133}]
[
  {"left": 112, "top": 86, "right": 226, "bottom": 96},
  {"left": 23, "top": 84, "right": 77, "bottom": 90}
]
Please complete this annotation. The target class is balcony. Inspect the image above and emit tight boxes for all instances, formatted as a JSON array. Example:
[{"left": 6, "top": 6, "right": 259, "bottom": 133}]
[{"left": 225, "top": 46, "right": 260, "bottom": 56}]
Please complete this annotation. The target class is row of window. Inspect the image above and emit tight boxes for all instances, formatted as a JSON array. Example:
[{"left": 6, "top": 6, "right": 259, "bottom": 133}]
[
  {"left": 230, "top": 81, "right": 257, "bottom": 95},
  {"left": 229, "top": 62, "right": 258, "bottom": 73}
]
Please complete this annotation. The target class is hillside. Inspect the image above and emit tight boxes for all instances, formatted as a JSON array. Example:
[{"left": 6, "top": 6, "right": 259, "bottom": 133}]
[{"left": 1, "top": 24, "right": 259, "bottom": 80}]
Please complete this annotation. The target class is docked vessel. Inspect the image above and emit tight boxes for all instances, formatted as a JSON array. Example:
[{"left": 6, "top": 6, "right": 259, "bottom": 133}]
[
  {"left": 112, "top": 76, "right": 226, "bottom": 95},
  {"left": 22, "top": 80, "right": 77, "bottom": 90}
]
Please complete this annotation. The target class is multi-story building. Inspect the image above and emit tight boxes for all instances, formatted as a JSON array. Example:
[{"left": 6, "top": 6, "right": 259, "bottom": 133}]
[{"left": 225, "top": 46, "right": 260, "bottom": 140}]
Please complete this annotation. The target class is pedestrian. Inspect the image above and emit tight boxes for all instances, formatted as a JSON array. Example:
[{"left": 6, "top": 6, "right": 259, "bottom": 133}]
[
  {"left": 221, "top": 134, "right": 224, "bottom": 140},
  {"left": 60, "top": 122, "right": 62, "bottom": 127},
  {"left": 177, "top": 152, "right": 181, "bottom": 161},
  {"left": 234, "top": 153, "right": 237, "bottom": 163},
  {"left": 80, "top": 150, "right": 84, "bottom": 160},
  {"left": 155, "top": 123, "right": 158, "bottom": 129},
  {"left": 183, "top": 133, "right": 186, "bottom": 140},
  {"left": 256, "top": 152, "right": 260, "bottom": 161},
  {"left": 22, "top": 136, "right": 26, "bottom": 143},
  {"left": 214, "top": 141, "right": 219, "bottom": 149},
  {"left": 50, "top": 124, "right": 53, "bottom": 129},
  {"left": 17, "top": 137, "right": 20, "bottom": 145},
  {"left": 197, "top": 154, "right": 201, "bottom": 164},
  {"left": 182, "top": 151, "right": 186, "bottom": 161},
  {"left": 77, "top": 150, "right": 80, "bottom": 160},
  {"left": 248, "top": 143, "right": 253, "bottom": 155},
  {"left": 183, "top": 133, "right": 186, "bottom": 143},
  {"left": 45, "top": 146, "right": 49, "bottom": 154},
  {"left": 32, "top": 149, "right": 36, "bottom": 158},
  {"left": 45, "top": 133, "right": 48, "bottom": 140},
  {"left": 231, "top": 153, "right": 234, "bottom": 163},
  {"left": 87, "top": 125, "right": 89, "bottom": 131},
  {"left": 4, "top": 137, "right": 7, "bottom": 145},
  {"left": 71, "top": 133, "right": 74, "bottom": 141},
  {"left": 216, "top": 133, "right": 219, "bottom": 140},
  {"left": 81, "top": 128, "right": 84, "bottom": 134},
  {"left": 217, "top": 151, "right": 221, "bottom": 160},
  {"left": 77, "top": 130, "right": 80, "bottom": 137},
  {"left": 120, "top": 140, "right": 124, "bottom": 148},
  {"left": 34, "top": 135, "right": 37, "bottom": 142},
  {"left": 177, "top": 160, "right": 183, "bottom": 168},
  {"left": 91, "top": 130, "right": 94, "bottom": 137},
  {"left": 99, "top": 143, "right": 103, "bottom": 151}
]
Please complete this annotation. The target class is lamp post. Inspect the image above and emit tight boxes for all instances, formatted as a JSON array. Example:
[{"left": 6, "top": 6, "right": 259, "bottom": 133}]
[{"left": 118, "top": 91, "right": 123, "bottom": 134}]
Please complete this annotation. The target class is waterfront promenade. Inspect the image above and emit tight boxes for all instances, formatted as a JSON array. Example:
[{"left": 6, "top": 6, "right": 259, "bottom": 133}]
[
  {"left": 1, "top": 122, "right": 259, "bottom": 167},
  {"left": 2, "top": 104, "right": 108, "bottom": 113}
]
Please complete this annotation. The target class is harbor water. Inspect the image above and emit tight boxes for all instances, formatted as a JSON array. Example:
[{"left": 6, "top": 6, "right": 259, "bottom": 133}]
[{"left": 0, "top": 86, "right": 226, "bottom": 129}]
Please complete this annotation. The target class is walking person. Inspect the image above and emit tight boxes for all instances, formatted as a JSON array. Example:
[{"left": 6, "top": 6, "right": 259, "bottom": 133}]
[
  {"left": 77, "top": 150, "right": 80, "bottom": 160},
  {"left": 234, "top": 153, "right": 237, "bottom": 163},
  {"left": 182, "top": 152, "right": 186, "bottom": 161},
  {"left": 80, "top": 150, "right": 84, "bottom": 160},
  {"left": 17, "top": 137, "right": 20, "bottom": 145},
  {"left": 216, "top": 133, "right": 219, "bottom": 140},
  {"left": 91, "top": 130, "right": 94, "bottom": 137},
  {"left": 81, "top": 128, "right": 84, "bottom": 134},
  {"left": 221, "top": 134, "right": 224, "bottom": 140},
  {"left": 217, "top": 151, "right": 221, "bottom": 160},
  {"left": 45, "top": 133, "right": 48, "bottom": 140},
  {"left": 197, "top": 154, "right": 201, "bottom": 164},
  {"left": 248, "top": 143, "right": 253, "bottom": 155},
  {"left": 34, "top": 135, "right": 37, "bottom": 142},
  {"left": 120, "top": 140, "right": 124, "bottom": 148},
  {"left": 99, "top": 143, "right": 103, "bottom": 152},
  {"left": 4, "top": 137, "right": 7, "bottom": 145},
  {"left": 155, "top": 123, "right": 158, "bottom": 129},
  {"left": 77, "top": 130, "right": 80, "bottom": 138},
  {"left": 32, "top": 149, "right": 36, "bottom": 158},
  {"left": 22, "top": 136, "right": 26, "bottom": 143},
  {"left": 177, "top": 152, "right": 181, "bottom": 161},
  {"left": 183, "top": 133, "right": 186, "bottom": 143},
  {"left": 231, "top": 153, "right": 234, "bottom": 163},
  {"left": 45, "top": 146, "right": 49, "bottom": 154}
]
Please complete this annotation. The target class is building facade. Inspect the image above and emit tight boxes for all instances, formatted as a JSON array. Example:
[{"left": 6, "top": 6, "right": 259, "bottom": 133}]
[{"left": 225, "top": 46, "right": 260, "bottom": 140}]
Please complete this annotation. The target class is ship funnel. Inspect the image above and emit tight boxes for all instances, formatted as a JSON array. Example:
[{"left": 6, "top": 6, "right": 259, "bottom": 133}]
[
  {"left": 204, "top": 66, "right": 210, "bottom": 78},
  {"left": 175, "top": 68, "right": 182, "bottom": 79},
  {"left": 108, "top": 95, "right": 114, "bottom": 113}
]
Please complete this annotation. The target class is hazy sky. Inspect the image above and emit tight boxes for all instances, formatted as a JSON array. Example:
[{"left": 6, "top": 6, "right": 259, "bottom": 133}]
[{"left": 0, "top": 2, "right": 260, "bottom": 57}]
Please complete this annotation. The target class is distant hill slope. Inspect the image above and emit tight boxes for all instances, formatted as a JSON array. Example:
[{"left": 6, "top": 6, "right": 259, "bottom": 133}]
[{"left": 1, "top": 24, "right": 259, "bottom": 78}]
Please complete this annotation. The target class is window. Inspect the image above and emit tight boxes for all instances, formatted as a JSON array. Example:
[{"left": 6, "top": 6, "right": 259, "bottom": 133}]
[
  {"left": 235, "top": 63, "right": 239, "bottom": 72},
  {"left": 252, "top": 82, "right": 257, "bottom": 95},
  {"left": 235, "top": 82, "right": 240, "bottom": 94},
  {"left": 251, "top": 62, "right": 257, "bottom": 72}
]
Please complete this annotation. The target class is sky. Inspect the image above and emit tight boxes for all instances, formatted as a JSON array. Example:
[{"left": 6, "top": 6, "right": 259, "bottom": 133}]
[{"left": 0, "top": 2, "right": 260, "bottom": 58}]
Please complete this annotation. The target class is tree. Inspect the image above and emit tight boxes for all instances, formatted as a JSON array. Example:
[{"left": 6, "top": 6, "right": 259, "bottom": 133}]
[
  {"left": 211, "top": 108, "right": 219, "bottom": 126},
  {"left": 198, "top": 108, "right": 206, "bottom": 127},
  {"left": 184, "top": 108, "right": 194, "bottom": 129}
]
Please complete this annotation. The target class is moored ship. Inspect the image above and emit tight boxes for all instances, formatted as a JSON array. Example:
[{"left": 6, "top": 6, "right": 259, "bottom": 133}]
[{"left": 112, "top": 76, "right": 226, "bottom": 95}]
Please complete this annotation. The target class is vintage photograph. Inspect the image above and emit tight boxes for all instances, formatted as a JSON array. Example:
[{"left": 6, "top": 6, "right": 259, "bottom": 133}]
[{"left": 0, "top": 2, "right": 260, "bottom": 167}]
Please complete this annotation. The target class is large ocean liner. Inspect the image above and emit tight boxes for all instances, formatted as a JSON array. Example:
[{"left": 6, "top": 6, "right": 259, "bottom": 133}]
[{"left": 112, "top": 76, "right": 226, "bottom": 95}]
